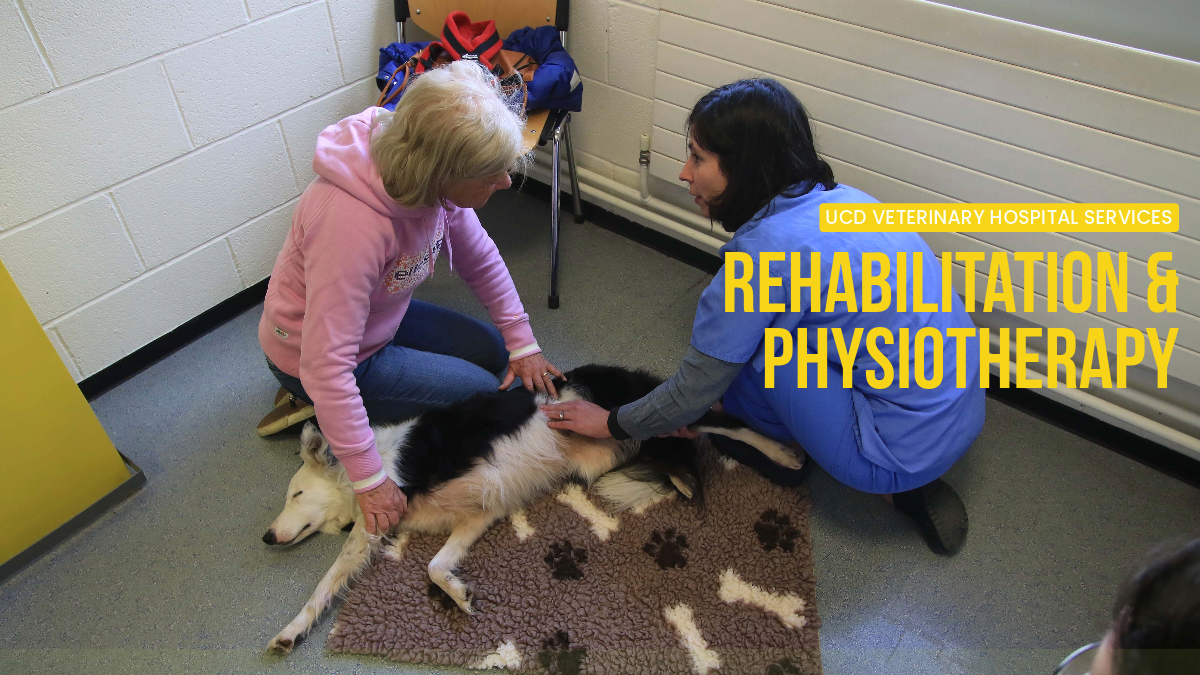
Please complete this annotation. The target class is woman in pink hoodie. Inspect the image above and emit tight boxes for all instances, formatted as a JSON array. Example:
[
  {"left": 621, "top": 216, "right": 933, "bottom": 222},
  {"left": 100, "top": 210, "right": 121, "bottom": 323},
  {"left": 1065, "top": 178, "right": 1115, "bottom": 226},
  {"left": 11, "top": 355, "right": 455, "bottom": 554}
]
[{"left": 258, "top": 61, "right": 560, "bottom": 535}]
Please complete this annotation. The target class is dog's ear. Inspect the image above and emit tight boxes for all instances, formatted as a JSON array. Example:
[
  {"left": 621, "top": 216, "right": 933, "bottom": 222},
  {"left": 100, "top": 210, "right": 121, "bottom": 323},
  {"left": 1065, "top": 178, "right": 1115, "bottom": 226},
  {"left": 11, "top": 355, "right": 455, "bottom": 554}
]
[{"left": 299, "top": 423, "right": 335, "bottom": 467}]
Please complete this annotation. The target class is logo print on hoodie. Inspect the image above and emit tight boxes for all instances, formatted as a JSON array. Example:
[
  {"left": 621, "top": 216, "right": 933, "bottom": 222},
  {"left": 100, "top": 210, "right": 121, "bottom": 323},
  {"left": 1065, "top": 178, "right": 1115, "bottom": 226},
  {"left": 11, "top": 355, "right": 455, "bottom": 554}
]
[{"left": 384, "top": 220, "right": 444, "bottom": 295}]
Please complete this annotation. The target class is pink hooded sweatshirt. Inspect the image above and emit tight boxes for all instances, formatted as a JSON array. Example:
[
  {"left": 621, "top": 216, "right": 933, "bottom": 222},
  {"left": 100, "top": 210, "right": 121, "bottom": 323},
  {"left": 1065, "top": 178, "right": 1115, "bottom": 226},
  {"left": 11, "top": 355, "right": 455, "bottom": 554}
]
[{"left": 259, "top": 107, "right": 539, "bottom": 493}]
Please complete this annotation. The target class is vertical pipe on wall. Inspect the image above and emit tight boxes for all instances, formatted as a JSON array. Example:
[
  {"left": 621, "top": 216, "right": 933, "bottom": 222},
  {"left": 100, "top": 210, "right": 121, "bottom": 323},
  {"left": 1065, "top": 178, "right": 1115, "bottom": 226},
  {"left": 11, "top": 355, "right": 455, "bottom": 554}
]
[{"left": 639, "top": 133, "right": 652, "bottom": 202}]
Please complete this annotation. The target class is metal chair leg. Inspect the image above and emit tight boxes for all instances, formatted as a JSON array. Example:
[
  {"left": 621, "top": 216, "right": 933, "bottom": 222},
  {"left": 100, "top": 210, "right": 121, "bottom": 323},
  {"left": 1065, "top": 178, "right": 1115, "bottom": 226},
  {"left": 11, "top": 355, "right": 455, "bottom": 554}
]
[
  {"left": 548, "top": 122, "right": 562, "bottom": 309},
  {"left": 564, "top": 116, "right": 584, "bottom": 224}
]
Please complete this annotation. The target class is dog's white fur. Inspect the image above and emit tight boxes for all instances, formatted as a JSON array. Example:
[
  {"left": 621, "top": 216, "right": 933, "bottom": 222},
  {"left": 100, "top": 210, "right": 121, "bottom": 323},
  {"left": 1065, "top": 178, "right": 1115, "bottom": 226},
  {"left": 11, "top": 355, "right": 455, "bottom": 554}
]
[
  {"left": 264, "top": 392, "right": 797, "bottom": 653},
  {"left": 265, "top": 391, "right": 630, "bottom": 652}
]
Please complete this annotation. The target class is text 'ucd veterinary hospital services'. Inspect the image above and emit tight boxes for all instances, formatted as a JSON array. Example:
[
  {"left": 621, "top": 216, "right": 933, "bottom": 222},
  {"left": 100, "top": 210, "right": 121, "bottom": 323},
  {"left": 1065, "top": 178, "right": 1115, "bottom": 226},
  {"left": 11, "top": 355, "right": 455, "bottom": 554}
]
[{"left": 728, "top": 204, "right": 1181, "bottom": 391}]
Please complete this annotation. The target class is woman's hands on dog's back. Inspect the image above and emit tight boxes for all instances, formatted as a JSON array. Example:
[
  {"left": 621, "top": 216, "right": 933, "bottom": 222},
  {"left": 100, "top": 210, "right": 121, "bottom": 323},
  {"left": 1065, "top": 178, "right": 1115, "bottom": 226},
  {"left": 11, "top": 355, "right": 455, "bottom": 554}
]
[
  {"left": 502, "top": 352, "right": 564, "bottom": 398},
  {"left": 356, "top": 478, "right": 407, "bottom": 535}
]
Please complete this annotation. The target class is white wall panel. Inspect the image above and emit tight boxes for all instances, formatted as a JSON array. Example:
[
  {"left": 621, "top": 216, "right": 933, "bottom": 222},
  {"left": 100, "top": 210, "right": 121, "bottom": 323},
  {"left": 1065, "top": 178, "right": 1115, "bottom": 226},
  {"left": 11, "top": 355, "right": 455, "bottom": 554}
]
[{"left": 758, "top": 0, "right": 1200, "bottom": 111}]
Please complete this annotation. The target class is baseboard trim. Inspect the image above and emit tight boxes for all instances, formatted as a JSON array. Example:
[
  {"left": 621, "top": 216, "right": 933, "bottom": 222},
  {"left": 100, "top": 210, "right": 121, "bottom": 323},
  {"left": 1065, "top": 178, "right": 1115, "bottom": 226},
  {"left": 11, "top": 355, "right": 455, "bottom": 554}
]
[
  {"left": 0, "top": 452, "right": 146, "bottom": 584},
  {"left": 987, "top": 376, "right": 1200, "bottom": 489},
  {"left": 77, "top": 279, "right": 269, "bottom": 401}
]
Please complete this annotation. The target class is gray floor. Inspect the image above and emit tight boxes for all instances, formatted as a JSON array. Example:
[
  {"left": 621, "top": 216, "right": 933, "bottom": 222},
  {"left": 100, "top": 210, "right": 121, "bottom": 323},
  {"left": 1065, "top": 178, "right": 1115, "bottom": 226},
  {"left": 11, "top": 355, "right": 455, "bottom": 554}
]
[{"left": 3, "top": 188, "right": 1198, "bottom": 674}]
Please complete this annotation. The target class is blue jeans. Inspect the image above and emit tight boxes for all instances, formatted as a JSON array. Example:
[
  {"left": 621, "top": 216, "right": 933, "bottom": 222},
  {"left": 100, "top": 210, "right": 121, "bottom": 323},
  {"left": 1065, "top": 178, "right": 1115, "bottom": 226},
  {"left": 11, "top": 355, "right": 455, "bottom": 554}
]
[{"left": 266, "top": 300, "right": 509, "bottom": 424}]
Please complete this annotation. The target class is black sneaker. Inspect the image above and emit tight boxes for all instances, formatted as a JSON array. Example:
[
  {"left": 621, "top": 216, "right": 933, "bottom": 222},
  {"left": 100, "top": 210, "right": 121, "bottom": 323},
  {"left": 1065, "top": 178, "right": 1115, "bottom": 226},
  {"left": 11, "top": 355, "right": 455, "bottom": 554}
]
[
  {"left": 893, "top": 479, "right": 968, "bottom": 555},
  {"left": 707, "top": 433, "right": 813, "bottom": 488}
]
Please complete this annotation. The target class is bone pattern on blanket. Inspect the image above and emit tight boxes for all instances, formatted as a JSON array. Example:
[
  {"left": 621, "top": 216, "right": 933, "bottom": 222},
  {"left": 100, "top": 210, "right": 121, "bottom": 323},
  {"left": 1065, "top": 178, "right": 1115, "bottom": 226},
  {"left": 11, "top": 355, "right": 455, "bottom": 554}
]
[
  {"left": 718, "top": 568, "right": 808, "bottom": 630},
  {"left": 327, "top": 444, "right": 823, "bottom": 673},
  {"left": 665, "top": 603, "right": 723, "bottom": 675}
]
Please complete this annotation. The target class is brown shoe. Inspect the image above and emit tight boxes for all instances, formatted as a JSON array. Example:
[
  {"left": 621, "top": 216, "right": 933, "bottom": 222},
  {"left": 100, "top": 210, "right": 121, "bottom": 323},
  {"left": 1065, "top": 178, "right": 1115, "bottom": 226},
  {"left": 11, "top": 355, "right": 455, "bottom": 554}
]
[{"left": 257, "top": 391, "right": 315, "bottom": 437}]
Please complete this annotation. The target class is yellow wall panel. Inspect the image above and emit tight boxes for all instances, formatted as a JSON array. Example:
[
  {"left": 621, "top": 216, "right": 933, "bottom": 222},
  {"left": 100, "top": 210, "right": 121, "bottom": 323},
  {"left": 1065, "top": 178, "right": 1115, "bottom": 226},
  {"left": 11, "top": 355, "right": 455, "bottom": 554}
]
[{"left": 0, "top": 261, "right": 132, "bottom": 569}]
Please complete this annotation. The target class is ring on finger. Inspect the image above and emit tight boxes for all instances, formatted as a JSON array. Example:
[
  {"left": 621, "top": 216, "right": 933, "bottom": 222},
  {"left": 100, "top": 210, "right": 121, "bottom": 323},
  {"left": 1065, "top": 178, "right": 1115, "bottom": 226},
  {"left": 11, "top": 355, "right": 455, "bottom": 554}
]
[{"left": 558, "top": 411, "right": 565, "bottom": 420}]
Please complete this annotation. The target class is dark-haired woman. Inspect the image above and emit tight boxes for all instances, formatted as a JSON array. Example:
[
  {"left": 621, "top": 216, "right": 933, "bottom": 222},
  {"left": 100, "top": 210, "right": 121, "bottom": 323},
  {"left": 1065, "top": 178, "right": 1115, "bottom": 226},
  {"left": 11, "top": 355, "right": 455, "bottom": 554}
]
[
  {"left": 1077, "top": 536, "right": 1200, "bottom": 675},
  {"left": 542, "top": 79, "right": 985, "bottom": 555}
]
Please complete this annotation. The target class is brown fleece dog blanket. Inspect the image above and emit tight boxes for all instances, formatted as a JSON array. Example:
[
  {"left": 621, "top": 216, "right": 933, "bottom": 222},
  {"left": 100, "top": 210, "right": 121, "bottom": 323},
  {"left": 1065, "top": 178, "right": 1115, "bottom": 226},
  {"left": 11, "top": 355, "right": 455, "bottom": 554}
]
[{"left": 328, "top": 448, "right": 821, "bottom": 674}]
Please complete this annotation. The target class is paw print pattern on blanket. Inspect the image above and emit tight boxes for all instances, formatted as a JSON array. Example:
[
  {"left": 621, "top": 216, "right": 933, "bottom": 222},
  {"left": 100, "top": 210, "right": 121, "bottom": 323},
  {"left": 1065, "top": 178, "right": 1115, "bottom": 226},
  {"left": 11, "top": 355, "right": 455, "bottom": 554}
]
[
  {"left": 643, "top": 527, "right": 689, "bottom": 570},
  {"left": 545, "top": 541, "right": 588, "bottom": 580},
  {"left": 766, "top": 657, "right": 803, "bottom": 674},
  {"left": 538, "top": 629, "right": 587, "bottom": 675},
  {"left": 755, "top": 509, "right": 801, "bottom": 553}
]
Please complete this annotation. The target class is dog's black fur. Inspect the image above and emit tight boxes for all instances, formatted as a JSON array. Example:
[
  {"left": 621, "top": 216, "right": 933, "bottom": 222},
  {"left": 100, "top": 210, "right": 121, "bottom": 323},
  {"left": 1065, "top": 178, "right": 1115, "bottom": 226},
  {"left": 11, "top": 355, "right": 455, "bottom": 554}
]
[
  {"left": 556, "top": 364, "right": 666, "bottom": 410},
  {"left": 391, "top": 387, "right": 540, "bottom": 498},
  {"left": 558, "top": 364, "right": 711, "bottom": 501},
  {"left": 312, "top": 364, "right": 758, "bottom": 510},
  {"left": 378, "top": 363, "right": 744, "bottom": 505}
]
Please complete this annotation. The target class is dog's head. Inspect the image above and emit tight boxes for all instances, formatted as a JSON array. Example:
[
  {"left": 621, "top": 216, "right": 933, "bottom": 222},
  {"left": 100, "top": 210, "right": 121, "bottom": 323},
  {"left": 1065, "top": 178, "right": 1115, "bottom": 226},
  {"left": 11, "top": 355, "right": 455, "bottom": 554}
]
[{"left": 262, "top": 423, "right": 356, "bottom": 546}]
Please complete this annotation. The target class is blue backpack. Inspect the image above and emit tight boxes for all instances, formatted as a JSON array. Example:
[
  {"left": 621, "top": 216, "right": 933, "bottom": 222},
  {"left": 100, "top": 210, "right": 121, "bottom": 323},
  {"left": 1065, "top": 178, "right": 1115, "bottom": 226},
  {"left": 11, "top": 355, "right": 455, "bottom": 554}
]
[{"left": 376, "top": 25, "right": 583, "bottom": 113}]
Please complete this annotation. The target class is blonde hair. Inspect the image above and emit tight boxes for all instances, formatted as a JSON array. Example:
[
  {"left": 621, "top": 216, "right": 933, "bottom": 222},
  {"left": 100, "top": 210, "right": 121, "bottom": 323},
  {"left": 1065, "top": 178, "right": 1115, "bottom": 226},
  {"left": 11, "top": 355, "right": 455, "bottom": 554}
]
[{"left": 370, "top": 60, "right": 529, "bottom": 208}]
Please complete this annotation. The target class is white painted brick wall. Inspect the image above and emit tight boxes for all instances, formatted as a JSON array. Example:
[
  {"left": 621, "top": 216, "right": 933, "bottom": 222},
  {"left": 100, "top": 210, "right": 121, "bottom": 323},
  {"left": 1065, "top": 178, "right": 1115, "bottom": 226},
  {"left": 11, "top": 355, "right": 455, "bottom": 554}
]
[
  {"left": 25, "top": 0, "right": 247, "bottom": 85},
  {"left": 2, "top": 0, "right": 665, "bottom": 381},
  {"left": 112, "top": 123, "right": 299, "bottom": 267},
  {"left": 1, "top": 0, "right": 400, "bottom": 381},
  {"left": 45, "top": 328, "right": 83, "bottom": 382},
  {"left": 607, "top": 1, "right": 659, "bottom": 98},
  {"left": 569, "top": 79, "right": 654, "bottom": 177},
  {"left": 329, "top": 0, "right": 402, "bottom": 83},
  {"left": 53, "top": 241, "right": 244, "bottom": 377},
  {"left": 0, "top": 62, "right": 191, "bottom": 231},
  {"left": 228, "top": 201, "right": 298, "bottom": 285},
  {"left": 0, "top": 197, "right": 143, "bottom": 323},
  {"left": 280, "top": 78, "right": 379, "bottom": 188},
  {"left": 164, "top": 3, "right": 344, "bottom": 146},
  {"left": 0, "top": 2, "right": 53, "bottom": 108},
  {"left": 544, "top": 0, "right": 664, "bottom": 192},
  {"left": 570, "top": 0, "right": 610, "bottom": 82},
  {"left": 248, "top": 0, "right": 310, "bottom": 20}
]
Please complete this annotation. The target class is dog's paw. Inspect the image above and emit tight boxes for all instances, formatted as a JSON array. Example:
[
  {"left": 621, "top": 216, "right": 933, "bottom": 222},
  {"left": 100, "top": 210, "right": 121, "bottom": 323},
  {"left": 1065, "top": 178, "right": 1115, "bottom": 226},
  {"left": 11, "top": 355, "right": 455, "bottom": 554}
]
[
  {"left": 267, "top": 632, "right": 299, "bottom": 655},
  {"left": 773, "top": 449, "right": 803, "bottom": 470},
  {"left": 430, "top": 572, "right": 477, "bottom": 615},
  {"left": 446, "top": 577, "right": 476, "bottom": 615},
  {"left": 762, "top": 440, "right": 803, "bottom": 470}
]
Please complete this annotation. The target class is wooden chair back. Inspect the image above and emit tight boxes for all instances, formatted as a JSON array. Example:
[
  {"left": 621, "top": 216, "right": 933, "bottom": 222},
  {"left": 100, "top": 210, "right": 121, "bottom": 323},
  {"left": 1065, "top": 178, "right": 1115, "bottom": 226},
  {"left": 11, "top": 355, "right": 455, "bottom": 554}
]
[{"left": 396, "top": 0, "right": 567, "bottom": 39}]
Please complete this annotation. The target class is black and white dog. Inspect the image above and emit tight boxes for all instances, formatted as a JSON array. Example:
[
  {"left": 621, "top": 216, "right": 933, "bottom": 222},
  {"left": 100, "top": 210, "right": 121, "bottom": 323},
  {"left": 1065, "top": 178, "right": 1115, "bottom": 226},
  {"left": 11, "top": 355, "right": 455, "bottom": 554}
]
[{"left": 262, "top": 364, "right": 800, "bottom": 653}]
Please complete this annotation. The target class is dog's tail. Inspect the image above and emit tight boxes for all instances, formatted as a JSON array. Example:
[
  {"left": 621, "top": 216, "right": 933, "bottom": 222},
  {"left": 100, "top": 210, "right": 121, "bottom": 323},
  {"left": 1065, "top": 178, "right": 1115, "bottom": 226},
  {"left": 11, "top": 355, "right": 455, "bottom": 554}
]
[
  {"left": 594, "top": 463, "right": 678, "bottom": 512},
  {"left": 594, "top": 436, "right": 703, "bottom": 512}
]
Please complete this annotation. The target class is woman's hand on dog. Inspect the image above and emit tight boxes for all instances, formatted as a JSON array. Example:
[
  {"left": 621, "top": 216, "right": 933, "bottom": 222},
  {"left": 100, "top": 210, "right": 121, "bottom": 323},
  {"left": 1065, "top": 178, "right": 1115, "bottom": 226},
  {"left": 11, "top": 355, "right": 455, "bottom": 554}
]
[
  {"left": 541, "top": 400, "right": 611, "bottom": 438},
  {"left": 502, "top": 352, "right": 564, "bottom": 398},
  {"left": 356, "top": 478, "right": 407, "bottom": 535}
]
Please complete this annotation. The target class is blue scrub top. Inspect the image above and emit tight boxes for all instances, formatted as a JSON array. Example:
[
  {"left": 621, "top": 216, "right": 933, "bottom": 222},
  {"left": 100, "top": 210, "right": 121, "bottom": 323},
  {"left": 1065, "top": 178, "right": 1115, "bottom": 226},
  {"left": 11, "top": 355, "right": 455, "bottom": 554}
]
[{"left": 691, "top": 183, "right": 984, "bottom": 475}]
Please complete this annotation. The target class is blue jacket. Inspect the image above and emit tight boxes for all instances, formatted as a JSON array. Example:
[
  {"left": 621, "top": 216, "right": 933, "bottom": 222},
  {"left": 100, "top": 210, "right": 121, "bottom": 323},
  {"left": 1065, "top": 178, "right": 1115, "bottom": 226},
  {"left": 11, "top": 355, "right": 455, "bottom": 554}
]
[
  {"left": 376, "top": 26, "right": 583, "bottom": 112},
  {"left": 691, "top": 184, "right": 986, "bottom": 476}
]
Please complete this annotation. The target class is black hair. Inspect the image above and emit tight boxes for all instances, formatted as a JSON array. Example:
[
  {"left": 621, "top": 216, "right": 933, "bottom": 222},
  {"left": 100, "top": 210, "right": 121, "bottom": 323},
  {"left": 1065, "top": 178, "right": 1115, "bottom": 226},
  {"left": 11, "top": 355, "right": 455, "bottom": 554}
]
[
  {"left": 686, "top": 78, "right": 836, "bottom": 233},
  {"left": 1111, "top": 536, "right": 1200, "bottom": 675}
]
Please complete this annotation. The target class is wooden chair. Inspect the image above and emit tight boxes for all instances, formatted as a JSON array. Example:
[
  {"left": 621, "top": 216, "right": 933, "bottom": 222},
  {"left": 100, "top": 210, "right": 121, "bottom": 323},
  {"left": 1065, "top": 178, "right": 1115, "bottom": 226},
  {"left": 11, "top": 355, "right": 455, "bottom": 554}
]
[{"left": 393, "top": 0, "right": 584, "bottom": 309}]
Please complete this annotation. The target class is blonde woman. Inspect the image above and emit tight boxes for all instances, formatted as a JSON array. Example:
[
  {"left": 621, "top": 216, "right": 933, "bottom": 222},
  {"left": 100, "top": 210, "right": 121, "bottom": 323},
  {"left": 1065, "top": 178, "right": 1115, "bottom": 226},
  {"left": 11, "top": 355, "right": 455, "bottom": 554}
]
[{"left": 259, "top": 61, "right": 561, "bottom": 535}]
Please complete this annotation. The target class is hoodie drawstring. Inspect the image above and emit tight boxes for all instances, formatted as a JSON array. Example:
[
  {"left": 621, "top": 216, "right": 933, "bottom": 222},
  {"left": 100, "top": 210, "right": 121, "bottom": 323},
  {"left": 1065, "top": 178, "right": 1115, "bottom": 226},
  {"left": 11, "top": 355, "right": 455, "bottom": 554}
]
[
  {"left": 443, "top": 211, "right": 454, "bottom": 274},
  {"left": 428, "top": 210, "right": 453, "bottom": 279}
]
